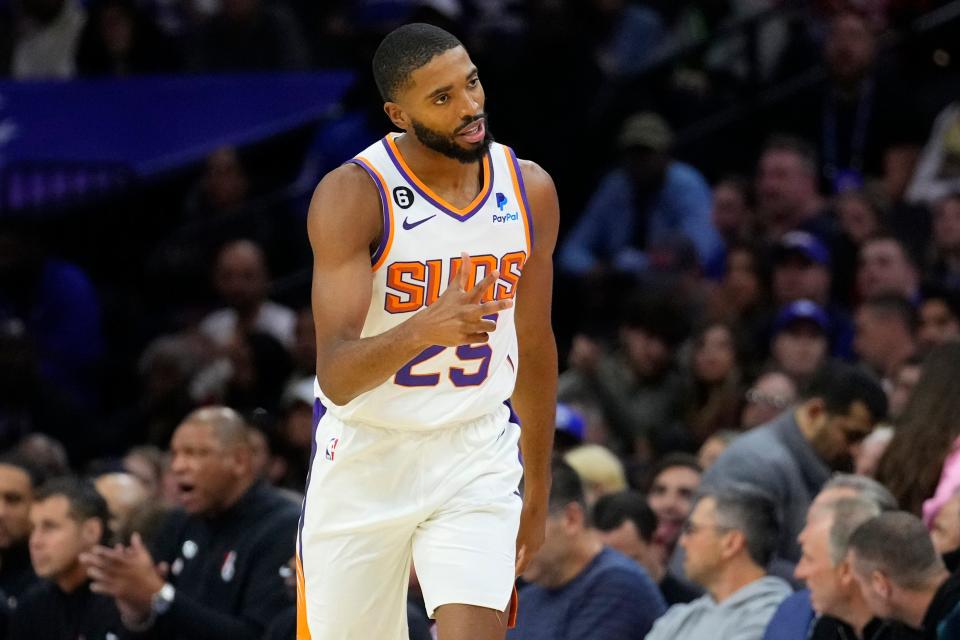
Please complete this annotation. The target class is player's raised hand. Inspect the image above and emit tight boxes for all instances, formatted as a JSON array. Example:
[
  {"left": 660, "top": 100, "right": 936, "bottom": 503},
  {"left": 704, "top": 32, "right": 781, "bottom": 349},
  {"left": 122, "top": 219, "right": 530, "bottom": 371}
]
[{"left": 413, "top": 252, "right": 513, "bottom": 346}]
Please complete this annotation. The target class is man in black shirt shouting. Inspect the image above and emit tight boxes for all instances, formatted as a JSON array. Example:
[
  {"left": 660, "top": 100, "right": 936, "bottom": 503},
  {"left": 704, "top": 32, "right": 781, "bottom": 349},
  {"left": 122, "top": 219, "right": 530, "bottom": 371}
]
[{"left": 83, "top": 406, "right": 299, "bottom": 640}]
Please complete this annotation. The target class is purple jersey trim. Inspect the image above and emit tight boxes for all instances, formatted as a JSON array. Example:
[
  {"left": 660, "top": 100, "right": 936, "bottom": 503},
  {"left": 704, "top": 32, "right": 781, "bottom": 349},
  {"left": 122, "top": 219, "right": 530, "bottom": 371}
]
[
  {"left": 297, "top": 398, "right": 326, "bottom": 561},
  {"left": 506, "top": 147, "right": 535, "bottom": 249},
  {"left": 381, "top": 137, "right": 494, "bottom": 221},
  {"left": 346, "top": 158, "right": 391, "bottom": 267}
]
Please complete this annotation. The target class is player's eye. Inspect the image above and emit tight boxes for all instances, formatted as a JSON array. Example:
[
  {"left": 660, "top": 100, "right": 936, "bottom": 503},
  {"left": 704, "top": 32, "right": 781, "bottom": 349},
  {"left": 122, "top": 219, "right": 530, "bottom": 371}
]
[
  {"left": 468, "top": 77, "right": 479, "bottom": 88},
  {"left": 434, "top": 94, "right": 448, "bottom": 105}
]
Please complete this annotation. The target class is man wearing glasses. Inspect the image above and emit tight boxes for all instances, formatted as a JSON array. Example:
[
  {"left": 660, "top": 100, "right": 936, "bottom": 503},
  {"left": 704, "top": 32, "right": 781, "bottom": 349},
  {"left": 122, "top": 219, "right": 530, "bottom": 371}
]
[{"left": 646, "top": 484, "right": 791, "bottom": 640}]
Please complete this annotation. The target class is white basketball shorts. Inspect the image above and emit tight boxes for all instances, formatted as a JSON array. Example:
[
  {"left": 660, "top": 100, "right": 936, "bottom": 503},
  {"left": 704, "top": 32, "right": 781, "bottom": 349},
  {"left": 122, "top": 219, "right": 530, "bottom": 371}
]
[{"left": 295, "top": 400, "right": 523, "bottom": 640}]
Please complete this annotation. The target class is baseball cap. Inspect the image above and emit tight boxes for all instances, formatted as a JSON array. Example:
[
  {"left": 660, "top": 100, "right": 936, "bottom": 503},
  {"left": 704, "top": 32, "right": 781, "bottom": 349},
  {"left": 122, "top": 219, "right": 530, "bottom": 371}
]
[
  {"left": 618, "top": 112, "right": 673, "bottom": 153},
  {"left": 555, "top": 403, "right": 585, "bottom": 443},
  {"left": 773, "top": 299, "right": 830, "bottom": 335},
  {"left": 775, "top": 231, "right": 831, "bottom": 266}
]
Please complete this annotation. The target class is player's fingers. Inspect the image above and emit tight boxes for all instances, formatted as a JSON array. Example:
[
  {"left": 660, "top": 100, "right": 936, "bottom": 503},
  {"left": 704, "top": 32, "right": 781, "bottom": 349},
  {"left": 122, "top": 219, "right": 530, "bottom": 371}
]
[
  {"left": 463, "top": 333, "right": 490, "bottom": 344},
  {"left": 479, "top": 298, "right": 513, "bottom": 315},
  {"left": 515, "top": 545, "right": 527, "bottom": 576},
  {"left": 457, "top": 252, "right": 471, "bottom": 291},
  {"left": 468, "top": 270, "right": 500, "bottom": 303}
]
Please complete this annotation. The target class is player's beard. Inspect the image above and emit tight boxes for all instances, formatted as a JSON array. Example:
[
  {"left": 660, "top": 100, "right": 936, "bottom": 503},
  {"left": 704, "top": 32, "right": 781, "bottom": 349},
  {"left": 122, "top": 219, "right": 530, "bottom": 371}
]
[{"left": 411, "top": 115, "right": 493, "bottom": 164}]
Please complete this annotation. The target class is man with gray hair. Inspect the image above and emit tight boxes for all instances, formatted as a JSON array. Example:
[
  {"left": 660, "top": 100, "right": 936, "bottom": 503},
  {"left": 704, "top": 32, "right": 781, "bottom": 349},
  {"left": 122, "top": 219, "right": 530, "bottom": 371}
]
[
  {"left": 763, "top": 473, "right": 901, "bottom": 640},
  {"left": 848, "top": 512, "right": 960, "bottom": 638},
  {"left": 646, "top": 483, "right": 791, "bottom": 640}
]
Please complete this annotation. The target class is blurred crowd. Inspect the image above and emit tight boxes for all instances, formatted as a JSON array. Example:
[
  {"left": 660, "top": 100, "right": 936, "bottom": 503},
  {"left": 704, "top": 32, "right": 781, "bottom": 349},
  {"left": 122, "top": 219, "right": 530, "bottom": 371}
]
[{"left": 4, "top": 0, "right": 960, "bottom": 638}]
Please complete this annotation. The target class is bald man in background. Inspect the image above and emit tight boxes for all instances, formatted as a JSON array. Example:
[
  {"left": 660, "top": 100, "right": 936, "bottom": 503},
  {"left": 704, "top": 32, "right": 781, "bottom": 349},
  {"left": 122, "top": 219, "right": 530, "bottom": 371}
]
[{"left": 84, "top": 406, "right": 299, "bottom": 640}]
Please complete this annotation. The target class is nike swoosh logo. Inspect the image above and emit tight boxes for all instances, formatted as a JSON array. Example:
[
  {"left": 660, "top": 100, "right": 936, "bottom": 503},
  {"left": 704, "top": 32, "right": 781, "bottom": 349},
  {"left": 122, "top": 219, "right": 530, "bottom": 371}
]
[{"left": 402, "top": 215, "right": 436, "bottom": 230}]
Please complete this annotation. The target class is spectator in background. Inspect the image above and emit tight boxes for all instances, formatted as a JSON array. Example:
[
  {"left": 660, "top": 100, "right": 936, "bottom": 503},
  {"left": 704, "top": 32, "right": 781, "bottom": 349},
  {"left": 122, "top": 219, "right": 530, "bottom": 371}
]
[
  {"left": 916, "top": 289, "right": 960, "bottom": 354},
  {"left": 684, "top": 322, "right": 743, "bottom": 446},
  {"left": 905, "top": 102, "right": 960, "bottom": 207},
  {"left": 928, "top": 193, "right": 960, "bottom": 291},
  {"left": 707, "top": 243, "right": 771, "bottom": 362},
  {"left": 558, "top": 291, "right": 687, "bottom": 458},
  {"left": 646, "top": 484, "right": 791, "bottom": 640},
  {"left": 289, "top": 307, "right": 316, "bottom": 380},
  {"left": 221, "top": 330, "right": 293, "bottom": 416},
  {"left": 704, "top": 363, "right": 887, "bottom": 562},
  {"left": 836, "top": 189, "right": 886, "bottom": 249},
  {"left": 559, "top": 112, "right": 720, "bottom": 277},
  {"left": 791, "top": 498, "right": 897, "bottom": 640},
  {"left": 755, "top": 136, "right": 834, "bottom": 245},
  {"left": 876, "top": 343, "right": 960, "bottom": 518},
  {"left": 698, "top": 431, "right": 740, "bottom": 471},
  {"left": 9, "top": 478, "right": 121, "bottom": 639},
  {"left": 554, "top": 403, "right": 587, "bottom": 455},
  {"left": 593, "top": 491, "right": 701, "bottom": 605},
  {"left": 762, "top": 472, "right": 899, "bottom": 640},
  {"left": 854, "top": 295, "right": 918, "bottom": 383},
  {"left": 0, "top": 222, "right": 103, "bottom": 413},
  {"left": 769, "top": 300, "right": 831, "bottom": 389},
  {"left": 741, "top": 370, "right": 798, "bottom": 429},
  {"left": 705, "top": 177, "right": 755, "bottom": 278},
  {"left": 93, "top": 472, "right": 148, "bottom": 544},
  {"left": 510, "top": 460, "right": 665, "bottom": 640},
  {"left": 585, "top": 0, "right": 666, "bottom": 80},
  {"left": 857, "top": 235, "right": 921, "bottom": 302},
  {"left": 8, "top": 0, "right": 86, "bottom": 78},
  {"left": 782, "top": 10, "right": 921, "bottom": 198},
  {"left": 848, "top": 512, "right": 960, "bottom": 638},
  {"left": 645, "top": 454, "right": 703, "bottom": 562},
  {"left": 75, "top": 0, "right": 177, "bottom": 75},
  {"left": 190, "top": 0, "right": 308, "bottom": 71},
  {"left": 0, "top": 456, "right": 45, "bottom": 607},
  {"left": 887, "top": 357, "right": 924, "bottom": 420},
  {"left": 564, "top": 445, "right": 627, "bottom": 506},
  {"left": 930, "top": 493, "right": 960, "bottom": 558},
  {"left": 83, "top": 406, "right": 300, "bottom": 639},
  {"left": 856, "top": 426, "right": 895, "bottom": 478},
  {"left": 200, "top": 240, "right": 296, "bottom": 349},
  {"left": 122, "top": 446, "right": 166, "bottom": 504},
  {"left": 772, "top": 231, "right": 854, "bottom": 358}
]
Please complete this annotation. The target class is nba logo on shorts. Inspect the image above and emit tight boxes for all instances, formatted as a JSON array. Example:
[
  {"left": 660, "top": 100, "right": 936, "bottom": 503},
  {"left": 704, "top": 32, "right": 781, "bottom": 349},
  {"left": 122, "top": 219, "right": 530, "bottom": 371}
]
[{"left": 325, "top": 436, "right": 339, "bottom": 461}]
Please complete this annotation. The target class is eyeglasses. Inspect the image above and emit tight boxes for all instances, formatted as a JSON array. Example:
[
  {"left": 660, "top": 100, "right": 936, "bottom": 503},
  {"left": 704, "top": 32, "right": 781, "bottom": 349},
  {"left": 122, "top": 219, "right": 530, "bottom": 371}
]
[{"left": 745, "top": 388, "right": 792, "bottom": 409}]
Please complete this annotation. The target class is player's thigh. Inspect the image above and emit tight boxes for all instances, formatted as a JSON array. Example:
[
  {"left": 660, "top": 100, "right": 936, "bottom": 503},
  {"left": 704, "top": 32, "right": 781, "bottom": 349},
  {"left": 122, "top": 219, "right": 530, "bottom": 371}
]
[
  {"left": 298, "top": 527, "right": 414, "bottom": 640},
  {"left": 412, "top": 417, "right": 522, "bottom": 619}
]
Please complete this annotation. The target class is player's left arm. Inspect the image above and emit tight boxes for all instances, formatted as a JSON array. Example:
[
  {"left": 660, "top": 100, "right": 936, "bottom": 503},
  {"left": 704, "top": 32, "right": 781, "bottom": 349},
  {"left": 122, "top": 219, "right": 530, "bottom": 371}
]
[{"left": 511, "top": 159, "right": 559, "bottom": 574}]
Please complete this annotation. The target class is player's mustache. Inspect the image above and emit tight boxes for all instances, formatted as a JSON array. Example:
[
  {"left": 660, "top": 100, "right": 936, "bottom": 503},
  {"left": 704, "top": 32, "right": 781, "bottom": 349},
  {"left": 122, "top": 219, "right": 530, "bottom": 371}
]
[{"left": 455, "top": 113, "right": 487, "bottom": 134}]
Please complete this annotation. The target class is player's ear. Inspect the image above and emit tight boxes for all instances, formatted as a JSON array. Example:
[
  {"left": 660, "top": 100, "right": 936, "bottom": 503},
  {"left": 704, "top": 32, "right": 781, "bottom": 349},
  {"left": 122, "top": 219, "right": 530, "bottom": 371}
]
[{"left": 383, "top": 102, "right": 409, "bottom": 131}]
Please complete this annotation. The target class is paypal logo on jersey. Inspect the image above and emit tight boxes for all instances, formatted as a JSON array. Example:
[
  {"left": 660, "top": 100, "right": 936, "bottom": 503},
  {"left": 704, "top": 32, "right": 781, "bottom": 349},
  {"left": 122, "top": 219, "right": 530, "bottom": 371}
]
[
  {"left": 496, "top": 192, "right": 508, "bottom": 211},
  {"left": 492, "top": 211, "right": 519, "bottom": 224}
]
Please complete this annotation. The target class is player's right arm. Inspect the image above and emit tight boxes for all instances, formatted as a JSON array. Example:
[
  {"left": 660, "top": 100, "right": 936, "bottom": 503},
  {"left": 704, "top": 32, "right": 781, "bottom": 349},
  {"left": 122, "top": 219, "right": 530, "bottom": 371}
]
[{"left": 308, "top": 165, "right": 512, "bottom": 406}]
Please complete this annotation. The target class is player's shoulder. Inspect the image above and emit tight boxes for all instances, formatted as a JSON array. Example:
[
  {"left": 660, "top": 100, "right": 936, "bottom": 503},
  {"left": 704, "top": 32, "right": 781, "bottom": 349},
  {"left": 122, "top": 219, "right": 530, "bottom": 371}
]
[
  {"left": 308, "top": 162, "right": 382, "bottom": 225},
  {"left": 514, "top": 157, "right": 554, "bottom": 189}
]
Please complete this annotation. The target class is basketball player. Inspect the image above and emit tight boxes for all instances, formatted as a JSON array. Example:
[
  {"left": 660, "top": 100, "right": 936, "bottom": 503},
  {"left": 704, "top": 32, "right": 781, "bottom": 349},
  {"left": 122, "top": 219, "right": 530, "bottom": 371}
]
[{"left": 297, "top": 23, "right": 559, "bottom": 640}]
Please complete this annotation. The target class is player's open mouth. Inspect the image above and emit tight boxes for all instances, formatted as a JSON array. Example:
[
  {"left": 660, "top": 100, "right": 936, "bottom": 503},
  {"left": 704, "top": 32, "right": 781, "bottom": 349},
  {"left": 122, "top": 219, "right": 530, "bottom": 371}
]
[
  {"left": 178, "top": 482, "right": 196, "bottom": 497},
  {"left": 458, "top": 119, "right": 485, "bottom": 144}
]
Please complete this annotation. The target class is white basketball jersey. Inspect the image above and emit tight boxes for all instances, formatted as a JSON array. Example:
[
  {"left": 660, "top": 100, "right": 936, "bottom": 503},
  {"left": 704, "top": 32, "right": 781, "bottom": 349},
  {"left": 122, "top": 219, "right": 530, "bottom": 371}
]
[{"left": 314, "top": 132, "right": 533, "bottom": 430}]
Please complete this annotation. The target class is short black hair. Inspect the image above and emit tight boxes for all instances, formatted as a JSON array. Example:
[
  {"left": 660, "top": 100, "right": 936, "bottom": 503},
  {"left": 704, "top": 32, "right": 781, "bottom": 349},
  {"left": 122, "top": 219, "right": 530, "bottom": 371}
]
[
  {"left": 859, "top": 294, "right": 918, "bottom": 333},
  {"left": 549, "top": 459, "right": 587, "bottom": 516},
  {"left": 643, "top": 453, "right": 702, "bottom": 493},
  {"left": 592, "top": 491, "right": 657, "bottom": 542},
  {"left": 848, "top": 511, "right": 944, "bottom": 589},
  {"left": 0, "top": 452, "right": 48, "bottom": 489},
  {"left": 35, "top": 477, "right": 110, "bottom": 542},
  {"left": 372, "top": 23, "right": 464, "bottom": 102},
  {"left": 698, "top": 482, "right": 780, "bottom": 567},
  {"left": 803, "top": 361, "right": 888, "bottom": 423}
]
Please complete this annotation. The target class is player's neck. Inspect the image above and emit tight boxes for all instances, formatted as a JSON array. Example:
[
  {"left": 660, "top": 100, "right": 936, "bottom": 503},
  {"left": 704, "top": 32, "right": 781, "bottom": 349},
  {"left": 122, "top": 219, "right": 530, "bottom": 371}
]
[{"left": 394, "top": 133, "right": 483, "bottom": 196}]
